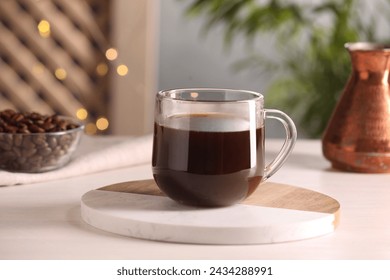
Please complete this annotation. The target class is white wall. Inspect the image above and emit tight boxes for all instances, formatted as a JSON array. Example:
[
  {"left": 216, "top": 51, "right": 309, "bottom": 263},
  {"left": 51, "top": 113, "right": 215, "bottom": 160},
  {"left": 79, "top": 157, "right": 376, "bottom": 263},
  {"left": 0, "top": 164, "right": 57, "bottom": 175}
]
[
  {"left": 158, "top": 0, "right": 271, "bottom": 92},
  {"left": 158, "top": 0, "right": 285, "bottom": 138}
]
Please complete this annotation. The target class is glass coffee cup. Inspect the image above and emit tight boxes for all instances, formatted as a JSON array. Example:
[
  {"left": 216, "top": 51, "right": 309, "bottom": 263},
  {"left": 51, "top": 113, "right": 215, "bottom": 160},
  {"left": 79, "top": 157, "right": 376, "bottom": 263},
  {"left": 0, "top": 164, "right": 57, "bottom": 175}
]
[{"left": 152, "top": 88, "right": 297, "bottom": 207}]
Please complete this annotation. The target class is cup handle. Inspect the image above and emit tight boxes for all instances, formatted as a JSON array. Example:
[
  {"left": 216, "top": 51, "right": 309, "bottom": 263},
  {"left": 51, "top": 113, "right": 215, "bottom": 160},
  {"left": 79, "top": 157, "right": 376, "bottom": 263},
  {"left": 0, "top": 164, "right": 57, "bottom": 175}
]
[{"left": 264, "top": 109, "right": 297, "bottom": 180}]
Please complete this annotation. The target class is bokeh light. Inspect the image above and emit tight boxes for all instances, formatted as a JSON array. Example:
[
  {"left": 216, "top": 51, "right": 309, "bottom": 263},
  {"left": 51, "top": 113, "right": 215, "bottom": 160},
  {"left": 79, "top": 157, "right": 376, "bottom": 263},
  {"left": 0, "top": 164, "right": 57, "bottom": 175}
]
[
  {"left": 190, "top": 92, "right": 199, "bottom": 98},
  {"left": 37, "top": 20, "right": 51, "bottom": 38},
  {"left": 85, "top": 123, "right": 97, "bottom": 135},
  {"left": 32, "top": 63, "right": 45, "bottom": 76},
  {"left": 54, "top": 68, "right": 67, "bottom": 80},
  {"left": 105, "top": 48, "right": 118, "bottom": 61},
  {"left": 96, "top": 62, "right": 108, "bottom": 76},
  {"left": 96, "top": 117, "right": 109, "bottom": 131},
  {"left": 76, "top": 108, "right": 88, "bottom": 120},
  {"left": 116, "top": 64, "right": 128, "bottom": 76}
]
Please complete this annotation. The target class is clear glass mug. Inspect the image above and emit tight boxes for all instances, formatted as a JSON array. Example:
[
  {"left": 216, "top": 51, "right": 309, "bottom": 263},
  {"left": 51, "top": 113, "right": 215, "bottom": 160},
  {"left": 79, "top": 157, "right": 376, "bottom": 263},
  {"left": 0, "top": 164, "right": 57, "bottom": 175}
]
[{"left": 152, "top": 88, "right": 297, "bottom": 207}]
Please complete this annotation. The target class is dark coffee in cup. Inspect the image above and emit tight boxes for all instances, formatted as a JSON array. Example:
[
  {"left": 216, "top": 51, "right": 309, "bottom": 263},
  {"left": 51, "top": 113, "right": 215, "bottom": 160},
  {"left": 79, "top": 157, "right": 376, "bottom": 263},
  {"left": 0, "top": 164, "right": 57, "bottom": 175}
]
[
  {"left": 153, "top": 88, "right": 296, "bottom": 207},
  {"left": 152, "top": 113, "right": 264, "bottom": 207}
]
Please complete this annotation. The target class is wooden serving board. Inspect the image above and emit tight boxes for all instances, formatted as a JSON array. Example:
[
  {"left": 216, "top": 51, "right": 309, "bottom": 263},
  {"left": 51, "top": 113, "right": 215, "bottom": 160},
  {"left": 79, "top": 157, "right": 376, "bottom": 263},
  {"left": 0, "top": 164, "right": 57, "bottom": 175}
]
[{"left": 81, "top": 179, "right": 340, "bottom": 245}]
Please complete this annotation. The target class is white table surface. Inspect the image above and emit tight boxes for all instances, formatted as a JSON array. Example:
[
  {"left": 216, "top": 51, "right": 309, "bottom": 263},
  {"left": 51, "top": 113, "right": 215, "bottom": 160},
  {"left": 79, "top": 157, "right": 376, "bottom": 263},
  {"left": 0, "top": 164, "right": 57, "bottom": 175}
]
[{"left": 1, "top": 138, "right": 390, "bottom": 260}]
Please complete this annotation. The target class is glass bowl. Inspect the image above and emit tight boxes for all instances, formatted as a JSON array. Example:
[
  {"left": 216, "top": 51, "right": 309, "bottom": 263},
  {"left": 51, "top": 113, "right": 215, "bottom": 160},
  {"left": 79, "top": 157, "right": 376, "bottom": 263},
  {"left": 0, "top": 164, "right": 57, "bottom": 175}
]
[{"left": 0, "top": 116, "right": 84, "bottom": 173}]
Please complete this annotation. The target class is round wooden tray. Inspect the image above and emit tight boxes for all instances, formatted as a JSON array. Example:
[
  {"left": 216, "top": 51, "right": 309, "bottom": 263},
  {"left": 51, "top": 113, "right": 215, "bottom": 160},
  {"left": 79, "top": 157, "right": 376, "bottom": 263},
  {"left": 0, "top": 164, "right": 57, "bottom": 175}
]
[{"left": 81, "top": 179, "right": 340, "bottom": 245}]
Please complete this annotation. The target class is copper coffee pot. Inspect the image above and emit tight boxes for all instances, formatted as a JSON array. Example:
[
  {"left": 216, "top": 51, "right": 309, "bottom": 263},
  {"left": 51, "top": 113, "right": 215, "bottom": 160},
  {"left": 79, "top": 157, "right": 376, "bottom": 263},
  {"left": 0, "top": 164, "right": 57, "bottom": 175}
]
[{"left": 322, "top": 42, "right": 390, "bottom": 173}]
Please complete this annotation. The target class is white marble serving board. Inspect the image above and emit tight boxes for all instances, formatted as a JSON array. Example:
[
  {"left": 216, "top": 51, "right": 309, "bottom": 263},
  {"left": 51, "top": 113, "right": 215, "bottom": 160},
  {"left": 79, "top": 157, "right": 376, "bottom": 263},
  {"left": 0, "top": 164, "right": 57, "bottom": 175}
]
[{"left": 80, "top": 179, "right": 340, "bottom": 245}]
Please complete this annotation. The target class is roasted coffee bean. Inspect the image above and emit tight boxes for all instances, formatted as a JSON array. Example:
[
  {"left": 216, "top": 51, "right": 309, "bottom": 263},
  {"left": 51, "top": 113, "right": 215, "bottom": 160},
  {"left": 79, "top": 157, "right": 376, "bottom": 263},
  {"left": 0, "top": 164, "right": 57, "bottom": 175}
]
[
  {"left": 32, "top": 135, "right": 46, "bottom": 146},
  {"left": 38, "top": 147, "right": 52, "bottom": 156},
  {"left": 12, "top": 113, "right": 24, "bottom": 122},
  {"left": 0, "top": 141, "right": 12, "bottom": 151},
  {"left": 17, "top": 123, "right": 29, "bottom": 134},
  {"left": 17, "top": 157, "right": 27, "bottom": 164},
  {"left": 2, "top": 134, "right": 13, "bottom": 145},
  {"left": 22, "top": 137, "right": 36, "bottom": 149},
  {"left": 57, "top": 120, "right": 67, "bottom": 130},
  {"left": 47, "top": 136, "right": 57, "bottom": 148},
  {"left": 28, "top": 124, "right": 45, "bottom": 133},
  {"left": 5, "top": 126, "right": 18, "bottom": 133},
  {"left": 22, "top": 147, "right": 37, "bottom": 157},
  {"left": 12, "top": 147, "right": 22, "bottom": 157},
  {"left": 43, "top": 121, "right": 55, "bottom": 131},
  {"left": 0, "top": 110, "right": 82, "bottom": 172},
  {"left": 13, "top": 134, "right": 23, "bottom": 146},
  {"left": 0, "top": 110, "right": 80, "bottom": 134}
]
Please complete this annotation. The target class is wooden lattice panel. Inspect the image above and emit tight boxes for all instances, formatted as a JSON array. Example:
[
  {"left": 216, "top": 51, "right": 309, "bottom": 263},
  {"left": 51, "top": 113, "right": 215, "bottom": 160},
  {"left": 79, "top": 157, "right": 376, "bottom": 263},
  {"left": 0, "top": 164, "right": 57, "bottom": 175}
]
[{"left": 0, "top": 0, "right": 110, "bottom": 132}]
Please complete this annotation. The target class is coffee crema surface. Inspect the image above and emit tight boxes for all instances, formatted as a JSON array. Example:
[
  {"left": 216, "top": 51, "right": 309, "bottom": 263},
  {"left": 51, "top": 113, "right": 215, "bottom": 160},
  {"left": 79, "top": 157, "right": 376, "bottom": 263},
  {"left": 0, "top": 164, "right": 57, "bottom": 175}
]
[{"left": 152, "top": 114, "right": 264, "bottom": 207}]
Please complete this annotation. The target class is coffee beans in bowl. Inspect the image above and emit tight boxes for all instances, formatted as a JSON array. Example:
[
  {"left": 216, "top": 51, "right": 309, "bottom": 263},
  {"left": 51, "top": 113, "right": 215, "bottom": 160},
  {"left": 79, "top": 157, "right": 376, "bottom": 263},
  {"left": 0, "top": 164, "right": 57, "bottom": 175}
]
[{"left": 0, "top": 109, "right": 84, "bottom": 172}]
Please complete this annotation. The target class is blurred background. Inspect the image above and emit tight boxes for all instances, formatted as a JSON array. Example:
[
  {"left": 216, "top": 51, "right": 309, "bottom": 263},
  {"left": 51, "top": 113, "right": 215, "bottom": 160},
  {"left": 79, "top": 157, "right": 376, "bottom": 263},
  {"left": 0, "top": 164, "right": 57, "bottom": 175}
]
[{"left": 0, "top": 0, "right": 389, "bottom": 138}]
